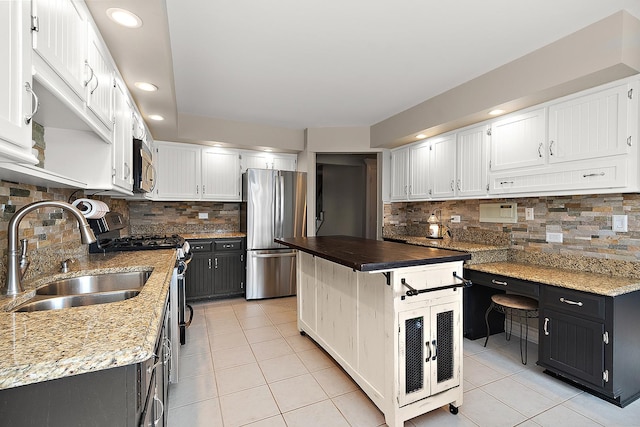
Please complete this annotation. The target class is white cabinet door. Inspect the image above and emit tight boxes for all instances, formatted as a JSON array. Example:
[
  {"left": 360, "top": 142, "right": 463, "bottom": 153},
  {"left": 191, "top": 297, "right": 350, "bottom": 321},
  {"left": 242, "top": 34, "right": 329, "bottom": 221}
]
[
  {"left": 548, "top": 83, "right": 632, "bottom": 163},
  {"left": 0, "top": 0, "right": 35, "bottom": 159},
  {"left": 409, "top": 142, "right": 430, "bottom": 199},
  {"left": 112, "top": 79, "right": 132, "bottom": 191},
  {"left": 429, "top": 134, "right": 456, "bottom": 199},
  {"left": 85, "top": 25, "right": 113, "bottom": 130},
  {"left": 201, "top": 149, "right": 241, "bottom": 201},
  {"left": 32, "top": 0, "right": 87, "bottom": 99},
  {"left": 272, "top": 154, "right": 297, "bottom": 171},
  {"left": 490, "top": 108, "right": 546, "bottom": 171},
  {"left": 457, "top": 125, "right": 488, "bottom": 197},
  {"left": 154, "top": 142, "right": 201, "bottom": 199},
  {"left": 390, "top": 147, "right": 409, "bottom": 201}
]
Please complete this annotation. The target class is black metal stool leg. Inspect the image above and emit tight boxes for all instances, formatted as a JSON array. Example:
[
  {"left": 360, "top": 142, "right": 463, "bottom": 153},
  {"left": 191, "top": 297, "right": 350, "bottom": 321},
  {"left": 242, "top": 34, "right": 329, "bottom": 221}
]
[
  {"left": 505, "top": 308, "right": 513, "bottom": 341},
  {"left": 484, "top": 302, "right": 494, "bottom": 347}
]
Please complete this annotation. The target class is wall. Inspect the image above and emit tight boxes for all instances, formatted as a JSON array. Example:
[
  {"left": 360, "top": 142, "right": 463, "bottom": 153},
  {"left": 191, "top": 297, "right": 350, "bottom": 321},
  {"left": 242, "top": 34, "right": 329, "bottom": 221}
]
[
  {"left": 316, "top": 164, "right": 365, "bottom": 237},
  {"left": 0, "top": 181, "right": 120, "bottom": 288},
  {"left": 128, "top": 201, "right": 240, "bottom": 235},
  {"left": 384, "top": 193, "right": 640, "bottom": 263},
  {"left": 371, "top": 11, "right": 640, "bottom": 148}
]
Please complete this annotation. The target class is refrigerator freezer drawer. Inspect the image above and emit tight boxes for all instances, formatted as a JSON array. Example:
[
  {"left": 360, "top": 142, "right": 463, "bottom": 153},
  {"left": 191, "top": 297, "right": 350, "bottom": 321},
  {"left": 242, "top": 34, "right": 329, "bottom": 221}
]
[{"left": 246, "top": 250, "right": 297, "bottom": 300}]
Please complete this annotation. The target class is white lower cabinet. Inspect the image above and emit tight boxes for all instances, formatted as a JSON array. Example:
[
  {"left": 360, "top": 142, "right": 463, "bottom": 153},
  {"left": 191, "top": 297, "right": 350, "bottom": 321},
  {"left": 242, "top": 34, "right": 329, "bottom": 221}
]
[{"left": 297, "top": 253, "right": 464, "bottom": 427}]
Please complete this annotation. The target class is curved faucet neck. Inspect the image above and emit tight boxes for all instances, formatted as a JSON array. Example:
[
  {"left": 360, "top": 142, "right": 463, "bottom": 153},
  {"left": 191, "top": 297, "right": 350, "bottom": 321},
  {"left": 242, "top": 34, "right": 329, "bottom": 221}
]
[{"left": 4, "top": 200, "right": 97, "bottom": 296}]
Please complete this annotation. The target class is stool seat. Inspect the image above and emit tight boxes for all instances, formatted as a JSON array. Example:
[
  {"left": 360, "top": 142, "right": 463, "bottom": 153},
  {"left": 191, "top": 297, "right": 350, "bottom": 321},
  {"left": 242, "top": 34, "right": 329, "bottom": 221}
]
[
  {"left": 491, "top": 294, "right": 538, "bottom": 311},
  {"left": 484, "top": 293, "right": 539, "bottom": 364}
]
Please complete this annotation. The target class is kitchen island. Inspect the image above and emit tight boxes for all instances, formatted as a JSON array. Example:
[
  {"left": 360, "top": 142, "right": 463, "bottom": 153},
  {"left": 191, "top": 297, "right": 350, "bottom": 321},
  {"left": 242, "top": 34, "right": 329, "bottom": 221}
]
[
  {"left": 0, "top": 249, "right": 177, "bottom": 426},
  {"left": 276, "top": 236, "right": 471, "bottom": 427}
]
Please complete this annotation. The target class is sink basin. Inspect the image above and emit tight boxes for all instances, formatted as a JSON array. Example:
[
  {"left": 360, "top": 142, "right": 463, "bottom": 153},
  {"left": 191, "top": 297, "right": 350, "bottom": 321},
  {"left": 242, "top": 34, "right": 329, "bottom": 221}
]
[
  {"left": 14, "top": 290, "right": 141, "bottom": 312},
  {"left": 36, "top": 271, "right": 151, "bottom": 295}
]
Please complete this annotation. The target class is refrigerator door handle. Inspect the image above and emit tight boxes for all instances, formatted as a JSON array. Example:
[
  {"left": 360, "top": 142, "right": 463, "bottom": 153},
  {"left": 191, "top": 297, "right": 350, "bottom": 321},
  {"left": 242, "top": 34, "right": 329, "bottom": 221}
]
[
  {"left": 274, "top": 172, "right": 285, "bottom": 238},
  {"left": 253, "top": 252, "right": 297, "bottom": 258}
]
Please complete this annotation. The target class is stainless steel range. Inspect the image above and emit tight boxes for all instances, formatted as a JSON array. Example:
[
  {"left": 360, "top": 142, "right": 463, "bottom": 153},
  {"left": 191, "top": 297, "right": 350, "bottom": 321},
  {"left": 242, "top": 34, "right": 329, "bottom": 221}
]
[{"left": 87, "top": 212, "right": 192, "bottom": 384}]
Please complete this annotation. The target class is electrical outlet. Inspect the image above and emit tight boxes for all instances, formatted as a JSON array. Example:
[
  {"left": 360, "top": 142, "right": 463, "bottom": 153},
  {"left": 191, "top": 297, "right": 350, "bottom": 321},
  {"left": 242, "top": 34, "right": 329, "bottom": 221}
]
[
  {"left": 546, "top": 232, "right": 563, "bottom": 243},
  {"left": 198, "top": 212, "right": 209, "bottom": 219},
  {"left": 525, "top": 208, "right": 534, "bottom": 221},
  {"left": 450, "top": 215, "right": 461, "bottom": 223},
  {"left": 612, "top": 215, "right": 628, "bottom": 232}
]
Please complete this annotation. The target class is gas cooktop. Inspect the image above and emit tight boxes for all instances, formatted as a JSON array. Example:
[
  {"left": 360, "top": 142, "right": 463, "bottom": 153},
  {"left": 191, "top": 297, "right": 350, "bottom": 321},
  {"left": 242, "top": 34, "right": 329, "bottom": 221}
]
[{"left": 90, "top": 234, "right": 186, "bottom": 253}]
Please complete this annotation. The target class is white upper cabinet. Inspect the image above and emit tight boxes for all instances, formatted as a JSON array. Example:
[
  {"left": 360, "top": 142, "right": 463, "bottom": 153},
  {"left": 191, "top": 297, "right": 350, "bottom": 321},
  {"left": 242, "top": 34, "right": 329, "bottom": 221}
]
[
  {"left": 548, "top": 83, "right": 632, "bottom": 163},
  {"left": 202, "top": 149, "right": 241, "bottom": 200},
  {"left": 0, "top": 0, "right": 38, "bottom": 163},
  {"left": 390, "top": 147, "right": 409, "bottom": 201},
  {"left": 32, "top": 0, "right": 87, "bottom": 99},
  {"left": 409, "top": 142, "right": 431, "bottom": 199},
  {"left": 154, "top": 142, "right": 201, "bottom": 200},
  {"left": 85, "top": 25, "right": 113, "bottom": 131},
  {"left": 240, "top": 151, "right": 297, "bottom": 172},
  {"left": 489, "top": 108, "right": 546, "bottom": 171},
  {"left": 456, "top": 124, "right": 489, "bottom": 197},
  {"left": 429, "top": 134, "right": 457, "bottom": 199},
  {"left": 112, "top": 79, "right": 132, "bottom": 191}
]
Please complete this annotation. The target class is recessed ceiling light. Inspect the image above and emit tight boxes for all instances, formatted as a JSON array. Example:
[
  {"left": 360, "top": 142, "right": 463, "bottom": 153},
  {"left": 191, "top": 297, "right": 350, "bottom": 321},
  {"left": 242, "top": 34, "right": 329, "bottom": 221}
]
[
  {"left": 106, "top": 8, "right": 143, "bottom": 28},
  {"left": 264, "top": 149, "right": 273, "bottom": 152},
  {"left": 416, "top": 134, "right": 427, "bottom": 140},
  {"left": 134, "top": 82, "right": 158, "bottom": 92},
  {"left": 489, "top": 109, "right": 505, "bottom": 116},
  {"left": 148, "top": 114, "right": 164, "bottom": 121},
  {"left": 213, "top": 144, "right": 222, "bottom": 147}
]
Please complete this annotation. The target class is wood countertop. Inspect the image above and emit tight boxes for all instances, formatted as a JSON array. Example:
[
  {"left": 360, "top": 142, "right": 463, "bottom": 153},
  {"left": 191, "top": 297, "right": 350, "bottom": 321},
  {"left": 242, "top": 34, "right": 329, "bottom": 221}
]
[
  {"left": 0, "top": 249, "right": 177, "bottom": 390},
  {"left": 275, "top": 236, "right": 470, "bottom": 271}
]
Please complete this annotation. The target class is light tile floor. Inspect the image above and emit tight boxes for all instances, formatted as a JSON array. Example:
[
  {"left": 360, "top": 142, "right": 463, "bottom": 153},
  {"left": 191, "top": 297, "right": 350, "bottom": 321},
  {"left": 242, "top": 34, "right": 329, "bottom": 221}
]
[{"left": 168, "top": 297, "right": 640, "bottom": 426}]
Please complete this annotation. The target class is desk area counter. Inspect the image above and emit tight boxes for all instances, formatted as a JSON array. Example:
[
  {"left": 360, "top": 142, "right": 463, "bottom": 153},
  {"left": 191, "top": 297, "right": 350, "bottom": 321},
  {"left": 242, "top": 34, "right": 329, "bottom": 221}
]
[{"left": 275, "top": 235, "right": 470, "bottom": 271}]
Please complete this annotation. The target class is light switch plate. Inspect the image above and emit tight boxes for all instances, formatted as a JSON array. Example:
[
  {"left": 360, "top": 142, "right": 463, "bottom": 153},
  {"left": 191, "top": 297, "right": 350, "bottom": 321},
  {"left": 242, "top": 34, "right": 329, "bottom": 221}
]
[
  {"left": 612, "top": 215, "right": 628, "bottom": 232},
  {"left": 450, "top": 215, "right": 461, "bottom": 223},
  {"left": 525, "top": 208, "right": 534, "bottom": 221},
  {"left": 198, "top": 212, "right": 209, "bottom": 219},
  {"left": 546, "top": 232, "right": 563, "bottom": 243}
]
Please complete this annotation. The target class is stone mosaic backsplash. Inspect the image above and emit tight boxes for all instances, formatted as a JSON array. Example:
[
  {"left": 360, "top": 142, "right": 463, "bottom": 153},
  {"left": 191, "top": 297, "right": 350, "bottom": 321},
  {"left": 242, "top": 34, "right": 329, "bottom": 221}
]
[
  {"left": 128, "top": 201, "right": 240, "bottom": 235},
  {"left": 384, "top": 193, "right": 640, "bottom": 263}
]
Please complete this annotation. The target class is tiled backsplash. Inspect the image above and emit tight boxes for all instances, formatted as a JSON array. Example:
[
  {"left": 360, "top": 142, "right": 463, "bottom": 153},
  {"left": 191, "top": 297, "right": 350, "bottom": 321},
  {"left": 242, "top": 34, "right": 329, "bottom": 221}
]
[
  {"left": 384, "top": 193, "right": 640, "bottom": 262},
  {"left": 128, "top": 201, "right": 240, "bottom": 235}
]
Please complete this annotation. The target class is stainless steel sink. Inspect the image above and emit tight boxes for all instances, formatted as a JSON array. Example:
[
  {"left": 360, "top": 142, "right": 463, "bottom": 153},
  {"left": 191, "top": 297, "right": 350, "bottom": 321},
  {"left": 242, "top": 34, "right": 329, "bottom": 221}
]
[
  {"left": 14, "top": 290, "right": 141, "bottom": 312},
  {"left": 36, "top": 271, "right": 151, "bottom": 295}
]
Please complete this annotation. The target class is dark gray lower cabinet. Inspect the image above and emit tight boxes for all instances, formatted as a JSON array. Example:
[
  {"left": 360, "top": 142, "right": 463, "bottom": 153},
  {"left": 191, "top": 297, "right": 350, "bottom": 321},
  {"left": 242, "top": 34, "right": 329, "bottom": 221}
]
[
  {"left": 0, "top": 298, "right": 171, "bottom": 426},
  {"left": 539, "top": 285, "right": 640, "bottom": 407},
  {"left": 186, "top": 238, "right": 246, "bottom": 300}
]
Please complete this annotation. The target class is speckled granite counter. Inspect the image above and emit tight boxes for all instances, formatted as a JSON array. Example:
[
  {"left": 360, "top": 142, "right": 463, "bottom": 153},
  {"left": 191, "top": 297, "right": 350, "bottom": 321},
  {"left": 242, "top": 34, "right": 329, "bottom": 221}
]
[
  {"left": 181, "top": 232, "right": 246, "bottom": 240},
  {"left": 0, "top": 249, "right": 177, "bottom": 390},
  {"left": 384, "top": 235, "right": 509, "bottom": 265},
  {"left": 466, "top": 262, "right": 640, "bottom": 297}
]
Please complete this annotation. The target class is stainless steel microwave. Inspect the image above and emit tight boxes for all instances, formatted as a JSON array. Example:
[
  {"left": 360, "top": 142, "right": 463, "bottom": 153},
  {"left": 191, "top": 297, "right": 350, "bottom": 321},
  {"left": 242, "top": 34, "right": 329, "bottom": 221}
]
[{"left": 133, "top": 139, "right": 156, "bottom": 193}]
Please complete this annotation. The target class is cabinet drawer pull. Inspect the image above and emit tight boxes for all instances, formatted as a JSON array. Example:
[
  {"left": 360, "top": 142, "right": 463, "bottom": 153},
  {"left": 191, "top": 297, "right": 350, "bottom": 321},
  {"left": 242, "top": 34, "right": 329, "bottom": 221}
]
[
  {"left": 491, "top": 279, "right": 508, "bottom": 286},
  {"left": 560, "top": 297, "right": 583, "bottom": 306},
  {"left": 499, "top": 181, "right": 513, "bottom": 185},
  {"left": 582, "top": 172, "right": 605, "bottom": 178},
  {"left": 543, "top": 317, "right": 549, "bottom": 335}
]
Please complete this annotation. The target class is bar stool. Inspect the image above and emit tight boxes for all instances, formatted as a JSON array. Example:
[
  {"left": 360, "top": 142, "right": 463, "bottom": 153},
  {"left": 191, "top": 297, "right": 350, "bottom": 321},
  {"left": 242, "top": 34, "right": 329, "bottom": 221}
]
[{"left": 484, "top": 293, "right": 538, "bottom": 364}]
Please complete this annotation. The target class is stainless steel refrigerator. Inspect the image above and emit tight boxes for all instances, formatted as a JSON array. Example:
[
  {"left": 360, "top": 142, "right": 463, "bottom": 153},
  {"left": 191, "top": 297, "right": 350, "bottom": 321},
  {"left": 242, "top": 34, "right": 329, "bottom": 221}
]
[{"left": 241, "top": 169, "right": 307, "bottom": 299}]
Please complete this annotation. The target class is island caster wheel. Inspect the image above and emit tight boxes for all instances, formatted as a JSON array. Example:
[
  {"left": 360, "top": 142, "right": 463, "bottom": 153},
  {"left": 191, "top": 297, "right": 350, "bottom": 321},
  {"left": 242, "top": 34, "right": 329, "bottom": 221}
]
[
  {"left": 449, "top": 404, "right": 458, "bottom": 415},
  {"left": 300, "top": 330, "right": 306, "bottom": 336}
]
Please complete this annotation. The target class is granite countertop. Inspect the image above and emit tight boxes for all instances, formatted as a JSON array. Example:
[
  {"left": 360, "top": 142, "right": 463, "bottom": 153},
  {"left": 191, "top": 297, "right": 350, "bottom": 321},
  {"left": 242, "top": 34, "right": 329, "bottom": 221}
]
[
  {"left": 466, "top": 262, "right": 640, "bottom": 297},
  {"left": 387, "top": 236, "right": 509, "bottom": 252},
  {"left": 0, "top": 249, "right": 177, "bottom": 390},
  {"left": 276, "top": 235, "right": 470, "bottom": 271},
  {"left": 181, "top": 232, "right": 246, "bottom": 240}
]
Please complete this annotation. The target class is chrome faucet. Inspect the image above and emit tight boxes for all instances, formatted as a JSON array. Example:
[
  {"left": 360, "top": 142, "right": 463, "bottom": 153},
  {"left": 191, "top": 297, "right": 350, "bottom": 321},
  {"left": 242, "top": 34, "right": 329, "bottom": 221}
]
[{"left": 3, "top": 200, "right": 97, "bottom": 296}]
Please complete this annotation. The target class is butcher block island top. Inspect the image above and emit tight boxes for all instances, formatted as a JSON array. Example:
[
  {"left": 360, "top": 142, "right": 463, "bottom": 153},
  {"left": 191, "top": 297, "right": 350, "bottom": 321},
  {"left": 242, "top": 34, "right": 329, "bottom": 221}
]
[
  {"left": 275, "top": 235, "right": 471, "bottom": 271},
  {"left": 0, "top": 249, "right": 177, "bottom": 390}
]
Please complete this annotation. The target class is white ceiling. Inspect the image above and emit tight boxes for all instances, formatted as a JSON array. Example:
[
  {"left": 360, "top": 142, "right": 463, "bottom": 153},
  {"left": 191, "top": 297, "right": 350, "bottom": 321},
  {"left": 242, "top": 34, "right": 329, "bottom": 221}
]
[{"left": 86, "top": 0, "right": 640, "bottom": 142}]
